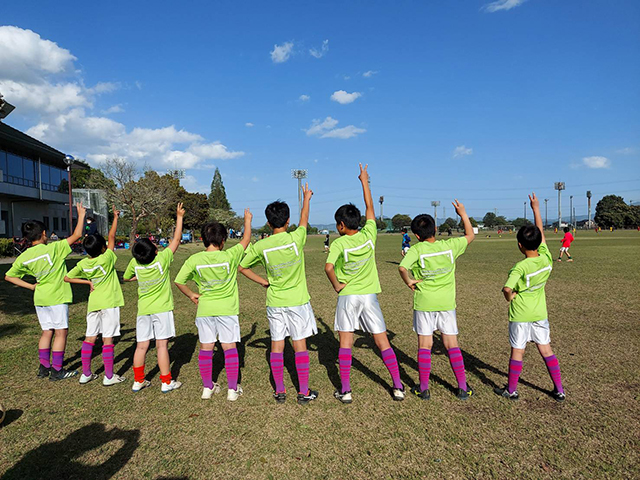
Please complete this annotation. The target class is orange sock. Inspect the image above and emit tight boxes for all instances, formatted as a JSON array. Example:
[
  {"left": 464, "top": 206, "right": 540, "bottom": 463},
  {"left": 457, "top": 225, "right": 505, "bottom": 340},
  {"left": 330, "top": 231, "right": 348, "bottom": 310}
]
[
  {"left": 159, "top": 373, "right": 172, "bottom": 385},
  {"left": 133, "top": 365, "right": 145, "bottom": 383}
]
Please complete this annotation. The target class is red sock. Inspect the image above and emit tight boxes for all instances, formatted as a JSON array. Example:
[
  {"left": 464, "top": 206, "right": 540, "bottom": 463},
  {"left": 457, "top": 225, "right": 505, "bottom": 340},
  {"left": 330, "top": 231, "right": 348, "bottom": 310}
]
[
  {"left": 159, "top": 372, "right": 172, "bottom": 385},
  {"left": 133, "top": 365, "right": 145, "bottom": 383}
]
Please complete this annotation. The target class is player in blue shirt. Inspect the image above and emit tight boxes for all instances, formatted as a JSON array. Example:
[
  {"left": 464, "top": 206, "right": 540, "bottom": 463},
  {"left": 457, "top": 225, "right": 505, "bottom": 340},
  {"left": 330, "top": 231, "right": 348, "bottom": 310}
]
[{"left": 401, "top": 228, "right": 411, "bottom": 256}]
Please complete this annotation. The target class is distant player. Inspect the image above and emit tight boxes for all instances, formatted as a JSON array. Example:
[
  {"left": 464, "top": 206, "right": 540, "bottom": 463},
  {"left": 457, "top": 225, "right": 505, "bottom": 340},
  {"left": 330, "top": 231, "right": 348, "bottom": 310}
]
[
  {"left": 496, "top": 193, "right": 565, "bottom": 402},
  {"left": 558, "top": 227, "right": 574, "bottom": 262},
  {"left": 401, "top": 228, "right": 411, "bottom": 256},
  {"left": 324, "top": 233, "right": 330, "bottom": 253}
]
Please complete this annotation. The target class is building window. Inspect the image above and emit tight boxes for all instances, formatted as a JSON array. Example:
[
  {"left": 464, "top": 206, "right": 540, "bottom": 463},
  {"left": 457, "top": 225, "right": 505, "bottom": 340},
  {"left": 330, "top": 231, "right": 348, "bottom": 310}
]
[
  {"left": 53, "top": 217, "right": 60, "bottom": 231},
  {"left": 7, "top": 153, "right": 23, "bottom": 184},
  {"left": 0, "top": 150, "right": 7, "bottom": 182},
  {"left": 43, "top": 216, "right": 50, "bottom": 230},
  {"left": 23, "top": 158, "right": 36, "bottom": 188},
  {"left": 61, "top": 217, "right": 67, "bottom": 232}
]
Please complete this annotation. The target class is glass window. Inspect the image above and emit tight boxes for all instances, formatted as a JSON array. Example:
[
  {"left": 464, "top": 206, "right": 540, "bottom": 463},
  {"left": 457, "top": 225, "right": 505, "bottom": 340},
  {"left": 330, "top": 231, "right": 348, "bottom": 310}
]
[
  {"left": 50, "top": 167, "right": 61, "bottom": 189},
  {"left": 7, "top": 153, "right": 22, "bottom": 178},
  {"left": 61, "top": 217, "right": 67, "bottom": 232},
  {"left": 0, "top": 150, "right": 7, "bottom": 181},
  {"left": 53, "top": 217, "right": 59, "bottom": 231},
  {"left": 41, "top": 164, "right": 50, "bottom": 187},
  {"left": 43, "top": 216, "right": 50, "bottom": 230},
  {"left": 23, "top": 158, "right": 35, "bottom": 186}
]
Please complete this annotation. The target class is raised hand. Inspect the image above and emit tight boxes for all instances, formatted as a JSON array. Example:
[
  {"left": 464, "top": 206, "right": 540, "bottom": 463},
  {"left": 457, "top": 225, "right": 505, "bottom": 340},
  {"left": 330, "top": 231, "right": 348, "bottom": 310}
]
[
  {"left": 358, "top": 163, "right": 369, "bottom": 184},
  {"left": 244, "top": 207, "right": 253, "bottom": 222},
  {"left": 176, "top": 202, "right": 185, "bottom": 217},
  {"left": 302, "top": 182, "right": 313, "bottom": 201},
  {"left": 75, "top": 202, "right": 86, "bottom": 217},
  {"left": 112, "top": 204, "right": 121, "bottom": 217},
  {"left": 452, "top": 199, "right": 467, "bottom": 217},
  {"left": 529, "top": 192, "right": 540, "bottom": 211}
]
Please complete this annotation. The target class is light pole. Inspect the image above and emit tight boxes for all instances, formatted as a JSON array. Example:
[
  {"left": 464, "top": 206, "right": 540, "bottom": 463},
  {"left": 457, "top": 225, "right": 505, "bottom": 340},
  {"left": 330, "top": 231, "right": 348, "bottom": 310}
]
[
  {"left": 431, "top": 201, "right": 440, "bottom": 231},
  {"left": 544, "top": 199, "right": 549, "bottom": 229},
  {"left": 524, "top": 201, "right": 527, "bottom": 221},
  {"left": 64, "top": 155, "right": 75, "bottom": 235},
  {"left": 570, "top": 195, "right": 574, "bottom": 227},
  {"left": 291, "top": 169, "right": 308, "bottom": 221},
  {"left": 587, "top": 191, "right": 592, "bottom": 228},
  {"left": 554, "top": 182, "right": 565, "bottom": 228},
  {"left": 379, "top": 196, "right": 384, "bottom": 223}
]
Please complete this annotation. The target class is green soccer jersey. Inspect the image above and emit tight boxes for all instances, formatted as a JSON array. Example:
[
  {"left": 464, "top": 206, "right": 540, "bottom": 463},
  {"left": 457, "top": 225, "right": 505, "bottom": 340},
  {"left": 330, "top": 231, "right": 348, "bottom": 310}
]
[
  {"left": 326, "top": 219, "right": 381, "bottom": 296},
  {"left": 123, "top": 248, "right": 174, "bottom": 316},
  {"left": 239, "top": 226, "right": 310, "bottom": 308},
  {"left": 175, "top": 243, "right": 245, "bottom": 317},
  {"left": 7, "top": 241, "right": 73, "bottom": 307},
  {"left": 399, "top": 236, "right": 468, "bottom": 312},
  {"left": 504, "top": 243, "right": 553, "bottom": 323},
  {"left": 67, "top": 249, "right": 125, "bottom": 313}
]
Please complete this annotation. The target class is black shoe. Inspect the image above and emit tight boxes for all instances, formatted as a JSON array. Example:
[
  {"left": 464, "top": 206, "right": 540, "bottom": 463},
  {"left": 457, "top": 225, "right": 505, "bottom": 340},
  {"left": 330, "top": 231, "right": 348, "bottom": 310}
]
[
  {"left": 273, "top": 392, "right": 287, "bottom": 404},
  {"left": 494, "top": 386, "right": 519, "bottom": 401},
  {"left": 334, "top": 390, "right": 353, "bottom": 404},
  {"left": 456, "top": 384, "right": 473, "bottom": 400},
  {"left": 37, "top": 365, "right": 50, "bottom": 379},
  {"left": 49, "top": 367, "right": 79, "bottom": 381},
  {"left": 551, "top": 389, "right": 566, "bottom": 403},
  {"left": 410, "top": 386, "right": 430, "bottom": 400},
  {"left": 297, "top": 389, "right": 319, "bottom": 405}
]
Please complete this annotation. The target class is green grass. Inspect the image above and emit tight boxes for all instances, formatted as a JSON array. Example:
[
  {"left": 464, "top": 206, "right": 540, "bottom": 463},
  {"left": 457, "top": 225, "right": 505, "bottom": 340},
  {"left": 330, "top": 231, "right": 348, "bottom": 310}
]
[{"left": 1, "top": 230, "right": 639, "bottom": 479}]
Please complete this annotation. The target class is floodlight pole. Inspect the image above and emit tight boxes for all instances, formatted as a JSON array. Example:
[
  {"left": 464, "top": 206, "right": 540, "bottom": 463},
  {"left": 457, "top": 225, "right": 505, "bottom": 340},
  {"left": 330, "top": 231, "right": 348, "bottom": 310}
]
[
  {"left": 544, "top": 199, "right": 549, "bottom": 229},
  {"left": 379, "top": 196, "right": 384, "bottom": 222},
  {"left": 587, "top": 191, "right": 592, "bottom": 229},
  {"left": 291, "top": 169, "right": 308, "bottom": 221},
  {"left": 64, "top": 155, "right": 75, "bottom": 235},
  {"left": 524, "top": 202, "right": 527, "bottom": 221},
  {"left": 431, "top": 201, "right": 440, "bottom": 231},
  {"left": 569, "top": 195, "right": 574, "bottom": 227},
  {"left": 554, "top": 182, "right": 565, "bottom": 228}
]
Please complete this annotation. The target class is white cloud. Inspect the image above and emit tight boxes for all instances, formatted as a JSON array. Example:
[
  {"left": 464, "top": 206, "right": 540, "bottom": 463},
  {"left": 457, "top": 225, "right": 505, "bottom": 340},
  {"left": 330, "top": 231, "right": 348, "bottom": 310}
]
[
  {"left": 245, "top": 122, "right": 254, "bottom": 127},
  {"left": 616, "top": 147, "right": 636, "bottom": 155},
  {"left": 134, "top": 81, "right": 143, "bottom": 90},
  {"left": 309, "top": 39, "right": 329, "bottom": 59},
  {"left": 482, "top": 0, "right": 525, "bottom": 12},
  {"left": 0, "top": 79, "right": 90, "bottom": 114},
  {"left": 270, "top": 42, "right": 294, "bottom": 63},
  {"left": 299, "top": 94, "right": 310, "bottom": 102},
  {"left": 330, "top": 90, "right": 362, "bottom": 105},
  {"left": 251, "top": 176, "right": 259, "bottom": 182},
  {"left": 582, "top": 156, "right": 611, "bottom": 169},
  {"left": 453, "top": 145, "right": 473, "bottom": 158},
  {"left": 305, "top": 117, "right": 366, "bottom": 139},
  {"left": 102, "top": 104, "right": 124, "bottom": 114},
  {"left": 363, "top": 70, "right": 378, "bottom": 78}
]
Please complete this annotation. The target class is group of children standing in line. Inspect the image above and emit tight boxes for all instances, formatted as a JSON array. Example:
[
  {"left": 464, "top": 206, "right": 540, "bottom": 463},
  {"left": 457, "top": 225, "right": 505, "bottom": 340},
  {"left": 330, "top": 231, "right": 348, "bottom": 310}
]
[{"left": 5, "top": 164, "right": 565, "bottom": 404}]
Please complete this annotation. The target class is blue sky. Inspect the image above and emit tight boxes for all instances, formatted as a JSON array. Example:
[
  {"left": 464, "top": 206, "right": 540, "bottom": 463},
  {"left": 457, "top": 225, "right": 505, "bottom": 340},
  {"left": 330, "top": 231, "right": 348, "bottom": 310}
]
[{"left": 1, "top": 0, "right": 639, "bottom": 224}]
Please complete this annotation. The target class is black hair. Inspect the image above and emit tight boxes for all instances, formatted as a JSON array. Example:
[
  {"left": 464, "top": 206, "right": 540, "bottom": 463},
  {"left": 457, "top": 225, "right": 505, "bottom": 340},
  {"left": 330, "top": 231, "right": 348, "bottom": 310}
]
[
  {"left": 517, "top": 225, "right": 542, "bottom": 251},
  {"left": 334, "top": 203, "right": 361, "bottom": 231},
  {"left": 411, "top": 214, "right": 436, "bottom": 240},
  {"left": 131, "top": 238, "right": 157, "bottom": 264},
  {"left": 83, "top": 234, "right": 107, "bottom": 258},
  {"left": 265, "top": 201, "right": 290, "bottom": 229},
  {"left": 22, "top": 221, "right": 46, "bottom": 242},
  {"left": 201, "top": 222, "right": 227, "bottom": 248},
  {"left": 563, "top": 227, "right": 570, "bottom": 233},
  {"left": 401, "top": 228, "right": 407, "bottom": 233}
]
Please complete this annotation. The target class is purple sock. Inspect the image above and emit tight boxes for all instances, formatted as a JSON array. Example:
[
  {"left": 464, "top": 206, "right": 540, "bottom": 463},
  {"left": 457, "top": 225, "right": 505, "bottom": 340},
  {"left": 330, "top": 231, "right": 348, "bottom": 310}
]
[
  {"left": 198, "top": 350, "right": 213, "bottom": 389},
  {"left": 270, "top": 352, "right": 285, "bottom": 393},
  {"left": 51, "top": 350, "right": 64, "bottom": 371},
  {"left": 508, "top": 359, "right": 523, "bottom": 394},
  {"left": 295, "top": 351, "right": 310, "bottom": 395},
  {"left": 102, "top": 344, "right": 114, "bottom": 379},
  {"left": 81, "top": 342, "right": 94, "bottom": 376},
  {"left": 381, "top": 348, "right": 403, "bottom": 390},
  {"left": 543, "top": 354, "right": 564, "bottom": 394},
  {"left": 224, "top": 348, "right": 239, "bottom": 391},
  {"left": 447, "top": 347, "right": 467, "bottom": 391},
  {"left": 38, "top": 348, "right": 51, "bottom": 368},
  {"left": 418, "top": 348, "right": 432, "bottom": 391},
  {"left": 338, "top": 348, "right": 352, "bottom": 393}
]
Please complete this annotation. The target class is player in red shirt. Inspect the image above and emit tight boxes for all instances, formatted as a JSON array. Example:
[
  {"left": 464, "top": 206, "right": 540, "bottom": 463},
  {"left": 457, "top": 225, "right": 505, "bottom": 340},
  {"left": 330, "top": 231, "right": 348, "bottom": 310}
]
[{"left": 558, "top": 227, "right": 574, "bottom": 262}]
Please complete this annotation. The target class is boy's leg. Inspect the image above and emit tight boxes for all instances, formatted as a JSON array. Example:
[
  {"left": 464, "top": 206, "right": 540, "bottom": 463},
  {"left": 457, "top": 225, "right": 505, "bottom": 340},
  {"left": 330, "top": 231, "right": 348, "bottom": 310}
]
[
  {"left": 292, "top": 339, "right": 310, "bottom": 395},
  {"left": 270, "top": 340, "right": 286, "bottom": 393},
  {"left": 538, "top": 343, "right": 564, "bottom": 394},
  {"left": 221, "top": 342, "right": 239, "bottom": 391},
  {"left": 417, "top": 335, "right": 434, "bottom": 392},
  {"left": 373, "top": 332, "right": 403, "bottom": 390},
  {"left": 442, "top": 334, "right": 468, "bottom": 392},
  {"left": 102, "top": 337, "right": 115, "bottom": 380},
  {"left": 51, "top": 328, "right": 68, "bottom": 371},
  {"left": 508, "top": 347, "right": 525, "bottom": 394},
  {"left": 38, "top": 330, "right": 54, "bottom": 369},
  {"left": 198, "top": 343, "right": 215, "bottom": 389},
  {"left": 81, "top": 336, "right": 97, "bottom": 377},
  {"left": 133, "top": 341, "right": 150, "bottom": 383},
  {"left": 156, "top": 339, "right": 171, "bottom": 384},
  {"left": 338, "top": 332, "right": 354, "bottom": 394}
]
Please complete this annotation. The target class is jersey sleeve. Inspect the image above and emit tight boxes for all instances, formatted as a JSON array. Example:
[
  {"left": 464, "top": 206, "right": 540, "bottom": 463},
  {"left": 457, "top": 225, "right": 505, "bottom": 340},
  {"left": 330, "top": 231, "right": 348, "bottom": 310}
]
[
  {"left": 103, "top": 249, "right": 117, "bottom": 269},
  {"left": 326, "top": 240, "right": 341, "bottom": 265},
  {"left": 239, "top": 242, "right": 261, "bottom": 268},
  {"left": 123, "top": 258, "right": 136, "bottom": 280},
  {"left": 6, "top": 256, "right": 27, "bottom": 278},
  {"left": 538, "top": 243, "right": 553, "bottom": 265},
  {"left": 399, "top": 246, "right": 418, "bottom": 270},
  {"left": 451, "top": 236, "right": 468, "bottom": 259},
  {"left": 160, "top": 247, "right": 174, "bottom": 267},
  {"left": 54, "top": 239, "right": 72, "bottom": 257},
  {"left": 504, "top": 265, "right": 523, "bottom": 290},
  {"left": 292, "top": 225, "right": 307, "bottom": 248},
  {"left": 66, "top": 262, "right": 86, "bottom": 279},
  {"left": 229, "top": 243, "right": 245, "bottom": 268},
  {"left": 174, "top": 257, "right": 194, "bottom": 284},
  {"left": 362, "top": 219, "right": 378, "bottom": 243}
]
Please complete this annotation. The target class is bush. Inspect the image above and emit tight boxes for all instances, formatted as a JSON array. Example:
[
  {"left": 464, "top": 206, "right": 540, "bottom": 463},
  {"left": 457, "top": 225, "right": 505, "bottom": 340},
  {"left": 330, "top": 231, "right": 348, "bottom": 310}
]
[{"left": 0, "top": 238, "right": 14, "bottom": 257}]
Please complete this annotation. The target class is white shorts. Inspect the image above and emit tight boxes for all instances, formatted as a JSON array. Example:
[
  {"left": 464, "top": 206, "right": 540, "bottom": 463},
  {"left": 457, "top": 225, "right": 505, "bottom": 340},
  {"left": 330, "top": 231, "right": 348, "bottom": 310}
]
[
  {"left": 402, "top": 246, "right": 410, "bottom": 254},
  {"left": 560, "top": 246, "right": 570, "bottom": 253},
  {"left": 266, "top": 302, "right": 317, "bottom": 342},
  {"left": 136, "top": 311, "right": 176, "bottom": 342},
  {"left": 86, "top": 307, "right": 121, "bottom": 338},
  {"left": 509, "top": 319, "right": 551, "bottom": 349},
  {"left": 35, "top": 304, "right": 69, "bottom": 330},
  {"left": 195, "top": 316, "right": 241, "bottom": 344},
  {"left": 413, "top": 310, "right": 458, "bottom": 336},
  {"left": 334, "top": 294, "right": 387, "bottom": 334}
]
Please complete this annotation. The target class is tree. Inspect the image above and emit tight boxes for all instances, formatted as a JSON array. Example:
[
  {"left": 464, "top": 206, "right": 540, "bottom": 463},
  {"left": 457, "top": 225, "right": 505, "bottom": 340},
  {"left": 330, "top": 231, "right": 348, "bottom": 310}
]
[
  {"left": 441, "top": 217, "right": 457, "bottom": 232},
  {"left": 209, "top": 168, "right": 231, "bottom": 211},
  {"left": 458, "top": 217, "right": 478, "bottom": 229},
  {"left": 512, "top": 217, "right": 533, "bottom": 228},
  {"left": 595, "top": 195, "right": 636, "bottom": 228},
  {"left": 71, "top": 160, "right": 111, "bottom": 189},
  {"left": 181, "top": 191, "right": 209, "bottom": 231},
  {"left": 376, "top": 217, "right": 387, "bottom": 230},
  {"left": 483, "top": 212, "right": 497, "bottom": 228},
  {"left": 392, "top": 214, "right": 412, "bottom": 231}
]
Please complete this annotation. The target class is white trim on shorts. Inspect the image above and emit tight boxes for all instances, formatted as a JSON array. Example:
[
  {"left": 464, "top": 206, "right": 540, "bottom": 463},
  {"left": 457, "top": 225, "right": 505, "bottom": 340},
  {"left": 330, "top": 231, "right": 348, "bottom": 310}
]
[
  {"left": 509, "top": 319, "right": 551, "bottom": 349},
  {"left": 266, "top": 302, "right": 317, "bottom": 342},
  {"left": 560, "top": 246, "right": 570, "bottom": 253},
  {"left": 136, "top": 311, "right": 176, "bottom": 342},
  {"left": 413, "top": 310, "right": 458, "bottom": 336},
  {"left": 334, "top": 294, "right": 387, "bottom": 334},
  {"left": 35, "top": 304, "right": 69, "bottom": 330},
  {"left": 86, "top": 307, "right": 121, "bottom": 338},
  {"left": 195, "top": 315, "right": 241, "bottom": 344}
]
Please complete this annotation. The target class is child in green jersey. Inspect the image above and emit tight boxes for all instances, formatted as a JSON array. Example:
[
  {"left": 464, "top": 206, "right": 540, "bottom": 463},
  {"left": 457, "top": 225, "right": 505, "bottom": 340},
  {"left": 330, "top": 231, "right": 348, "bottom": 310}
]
[
  {"left": 175, "top": 208, "right": 253, "bottom": 401},
  {"left": 398, "top": 200, "right": 475, "bottom": 401},
  {"left": 496, "top": 193, "right": 565, "bottom": 402},
  {"left": 123, "top": 203, "right": 185, "bottom": 394},
  {"left": 65, "top": 205, "right": 126, "bottom": 387},
  {"left": 325, "top": 164, "right": 405, "bottom": 403},
  {"left": 239, "top": 184, "right": 319, "bottom": 405},
  {"left": 5, "top": 202, "right": 87, "bottom": 381}
]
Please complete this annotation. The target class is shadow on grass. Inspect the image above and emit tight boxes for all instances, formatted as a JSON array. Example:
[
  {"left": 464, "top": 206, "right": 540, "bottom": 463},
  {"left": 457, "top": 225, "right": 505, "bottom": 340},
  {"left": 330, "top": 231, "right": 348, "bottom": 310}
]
[
  {"left": 147, "top": 333, "right": 198, "bottom": 381},
  {"left": 1, "top": 422, "right": 139, "bottom": 480},
  {"left": 246, "top": 327, "right": 303, "bottom": 393},
  {"left": 0, "top": 409, "right": 23, "bottom": 429},
  {"left": 0, "top": 323, "right": 27, "bottom": 339},
  {"left": 211, "top": 322, "right": 257, "bottom": 386},
  {"left": 65, "top": 327, "right": 136, "bottom": 374},
  {"left": 385, "top": 261, "right": 401, "bottom": 265}
]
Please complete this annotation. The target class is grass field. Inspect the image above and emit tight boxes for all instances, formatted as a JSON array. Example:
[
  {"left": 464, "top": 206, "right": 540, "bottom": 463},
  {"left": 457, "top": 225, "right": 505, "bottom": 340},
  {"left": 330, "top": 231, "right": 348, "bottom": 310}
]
[{"left": 1, "top": 229, "right": 639, "bottom": 479}]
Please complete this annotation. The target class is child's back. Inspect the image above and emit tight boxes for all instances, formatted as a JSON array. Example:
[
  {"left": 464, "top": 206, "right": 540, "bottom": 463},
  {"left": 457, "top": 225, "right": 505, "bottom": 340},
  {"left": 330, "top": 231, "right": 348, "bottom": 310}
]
[
  {"left": 505, "top": 243, "right": 552, "bottom": 323},
  {"left": 124, "top": 247, "right": 174, "bottom": 316},
  {"left": 68, "top": 249, "right": 123, "bottom": 312}
]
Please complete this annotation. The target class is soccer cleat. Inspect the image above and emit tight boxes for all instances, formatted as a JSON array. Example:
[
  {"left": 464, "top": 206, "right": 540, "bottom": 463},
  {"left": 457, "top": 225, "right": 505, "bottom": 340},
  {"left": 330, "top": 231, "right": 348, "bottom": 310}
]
[
  {"left": 567, "top": 259, "right": 573, "bottom": 262},
  {"left": 161, "top": 380, "right": 182, "bottom": 393},
  {"left": 227, "top": 385, "right": 244, "bottom": 402},
  {"left": 273, "top": 391, "right": 287, "bottom": 404},
  {"left": 410, "top": 386, "right": 431, "bottom": 400},
  {"left": 49, "top": 368, "right": 79, "bottom": 381},
  {"left": 37, "top": 365, "right": 50, "bottom": 379},
  {"left": 334, "top": 390, "right": 353, "bottom": 404},
  {"left": 551, "top": 389, "right": 566, "bottom": 403},
  {"left": 201, "top": 383, "right": 221, "bottom": 399},
  {"left": 392, "top": 387, "right": 406, "bottom": 401},
  {"left": 132, "top": 379, "right": 151, "bottom": 392},
  {"left": 79, "top": 373, "right": 99, "bottom": 384},
  {"left": 457, "top": 384, "right": 473, "bottom": 400},
  {"left": 103, "top": 374, "right": 126, "bottom": 386},
  {"left": 557, "top": 258, "right": 562, "bottom": 262},
  {"left": 297, "top": 389, "right": 319, "bottom": 405},
  {"left": 494, "top": 386, "right": 519, "bottom": 401}
]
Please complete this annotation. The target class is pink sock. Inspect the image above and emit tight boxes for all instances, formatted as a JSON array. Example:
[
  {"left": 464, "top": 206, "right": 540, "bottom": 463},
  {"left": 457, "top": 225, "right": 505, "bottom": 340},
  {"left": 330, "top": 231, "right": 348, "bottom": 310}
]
[
  {"left": 224, "top": 348, "right": 239, "bottom": 391},
  {"left": 418, "top": 348, "right": 431, "bottom": 391},
  {"left": 81, "top": 342, "right": 94, "bottom": 376},
  {"left": 51, "top": 350, "right": 64, "bottom": 371},
  {"left": 295, "top": 351, "right": 310, "bottom": 395},
  {"left": 102, "top": 345, "right": 114, "bottom": 379},
  {"left": 381, "top": 348, "right": 403, "bottom": 390},
  {"left": 38, "top": 348, "right": 51, "bottom": 368},
  {"left": 543, "top": 354, "right": 564, "bottom": 394},
  {"left": 270, "top": 352, "right": 285, "bottom": 393},
  {"left": 508, "top": 359, "right": 523, "bottom": 394},
  {"left": 338, "top": 348, "right": 352, "bottom": 393},
  {"left": 198, "top": 350, "right": 213, "bottom": 389},
  {"left": 447, "top": 347, "right": 467, "bottom": 391}
]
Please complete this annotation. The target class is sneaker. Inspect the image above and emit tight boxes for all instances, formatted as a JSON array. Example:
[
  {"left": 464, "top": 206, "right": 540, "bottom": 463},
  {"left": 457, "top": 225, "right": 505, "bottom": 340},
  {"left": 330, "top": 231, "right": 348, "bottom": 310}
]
[
  {"left": 392, "top": 387, "right": 406, "bottom": 401},
  {"left": 557, "top": 258, "right": 562, "bottom": 262},
  {"left": 103, "top": 374, "right": 126, "bottom": 386},
  {"left": 410, "top": 386, "right": 430, "bottom": 400},
  {"left": 201, "top": 383, "right": 222, "bottom": 399},
  {"left": 551, "top": 389, "right": 566, "bottom": 403},
  {"left": 494, "top": 386, "right": 519, "bottom": 401},
  {"left": 79, "top": 373, "right": 98, "bottom": 384},
  {"left": 132, "top": 379, "right": 151, "bottom": 392},
  {"left": 37, "top": 365, "right": 50, "bottom": 379},
  {"left": 49, "top": 367, "right": 79, "bottom": 381},
  {"left": 457, "top": 384, "right": 473, "bottom": 400},
  {"left": 273, "top": 391, "right": 287, "bottom": 404},
  {"left": 334, "top": 390, "right": 353, "bottom": 404},
  {"left": 297, "top": 389, "right": 319, "bottom": 405},
  {"left": 567, "top": 259, "right": 573, "bottom": 262},
  {"left": 227, "top": 385, "right": 244, "bottom": 402},
  {"left": 161, "top": 380, "right": 182, "bottom": 393}
]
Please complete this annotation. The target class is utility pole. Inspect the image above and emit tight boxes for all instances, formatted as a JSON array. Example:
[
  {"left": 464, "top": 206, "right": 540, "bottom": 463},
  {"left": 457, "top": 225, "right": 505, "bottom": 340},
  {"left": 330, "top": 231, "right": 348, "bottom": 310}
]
[
  {"left": 524, "top": 201, "right": 527, "bottom": 221},
  {"left": 587, "top": 191, "right": 592, "bottom": 228},
  {"left": 379, "top": 196, "right": 384, "bottom": 222},
  {"left": 291, "top": 169, "right": 308, "bottom": 221},
  {"left": 554, "top": 182, "right": 565, "bottom": 228},
  {"left": 544, "top": 199, "right": 549, "bottom": 229},
  {"left": 431, "top": 201, "right": 440, "bottom": 231},
  {"left": 570, "top": 195, "right": 574, "bottom": 227}
]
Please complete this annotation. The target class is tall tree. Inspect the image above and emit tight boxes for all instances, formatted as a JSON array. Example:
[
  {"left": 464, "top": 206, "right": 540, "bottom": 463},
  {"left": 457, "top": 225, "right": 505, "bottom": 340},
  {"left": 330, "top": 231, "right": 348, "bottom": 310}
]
[
  {"left": 595, "top": 195, "right": 636, "bottom": 228},
  {"left": 483, "top": 212, "right": 497, "bottom": 227},
  {"left": 209, "top": 168, "right": 231, "bottom": 211},
  {"left": 392, "top": 214, "right": 412, "bottom": 231}
]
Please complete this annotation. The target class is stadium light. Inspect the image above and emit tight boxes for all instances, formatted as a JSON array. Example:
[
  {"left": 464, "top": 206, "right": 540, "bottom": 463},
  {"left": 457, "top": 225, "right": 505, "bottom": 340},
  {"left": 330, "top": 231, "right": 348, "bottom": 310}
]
[
  {"left": 379, "top": 196, "right": 384, "bottom": 222},
  {"left": 524, "top": 201, "right": 527, "bottom": 221},
  {"left": 587, "top": 191, "right": 592, "bottom": 228},
  {"left": 431, "top": 201, "right": 440, "bottom": 230},
  {"left": 554, "top": 182, "right": 565, "bottom": 228},
  {"left": 291, "top": 169, "right": 308, "bottom": 221},
  {"left": 544, "top": 199, "right": 549, "bottom": 229},
  {"left": 64, "top": 155, "right": 75, "bottom": 235}
]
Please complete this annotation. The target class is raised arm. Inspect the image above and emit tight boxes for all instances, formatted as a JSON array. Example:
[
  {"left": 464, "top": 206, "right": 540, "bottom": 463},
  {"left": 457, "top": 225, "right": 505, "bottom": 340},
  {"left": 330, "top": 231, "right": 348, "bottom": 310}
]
[
  {"left": 108, "top": 205, "right": 119, "bottom": 251},
  {"left": 67, "top": 202, "right": 87, "bottom": 245},
  {"left": 529, "top": 192, "right": 545, "bottom": 244},
  {"left": 452, "top": 199, "right": 475, "bottom": 244},
  {"left": 358, "top": 163, "right": 375, "bottom": 221},
  {"left": 168, "top": 202, "right": 185, "bottom": 254},
  {"left": 299, "top": 183, "right": 313, "bottom": 228},
  {"left": 240, "top": 208, "right": 253, "bottom": 250}
]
